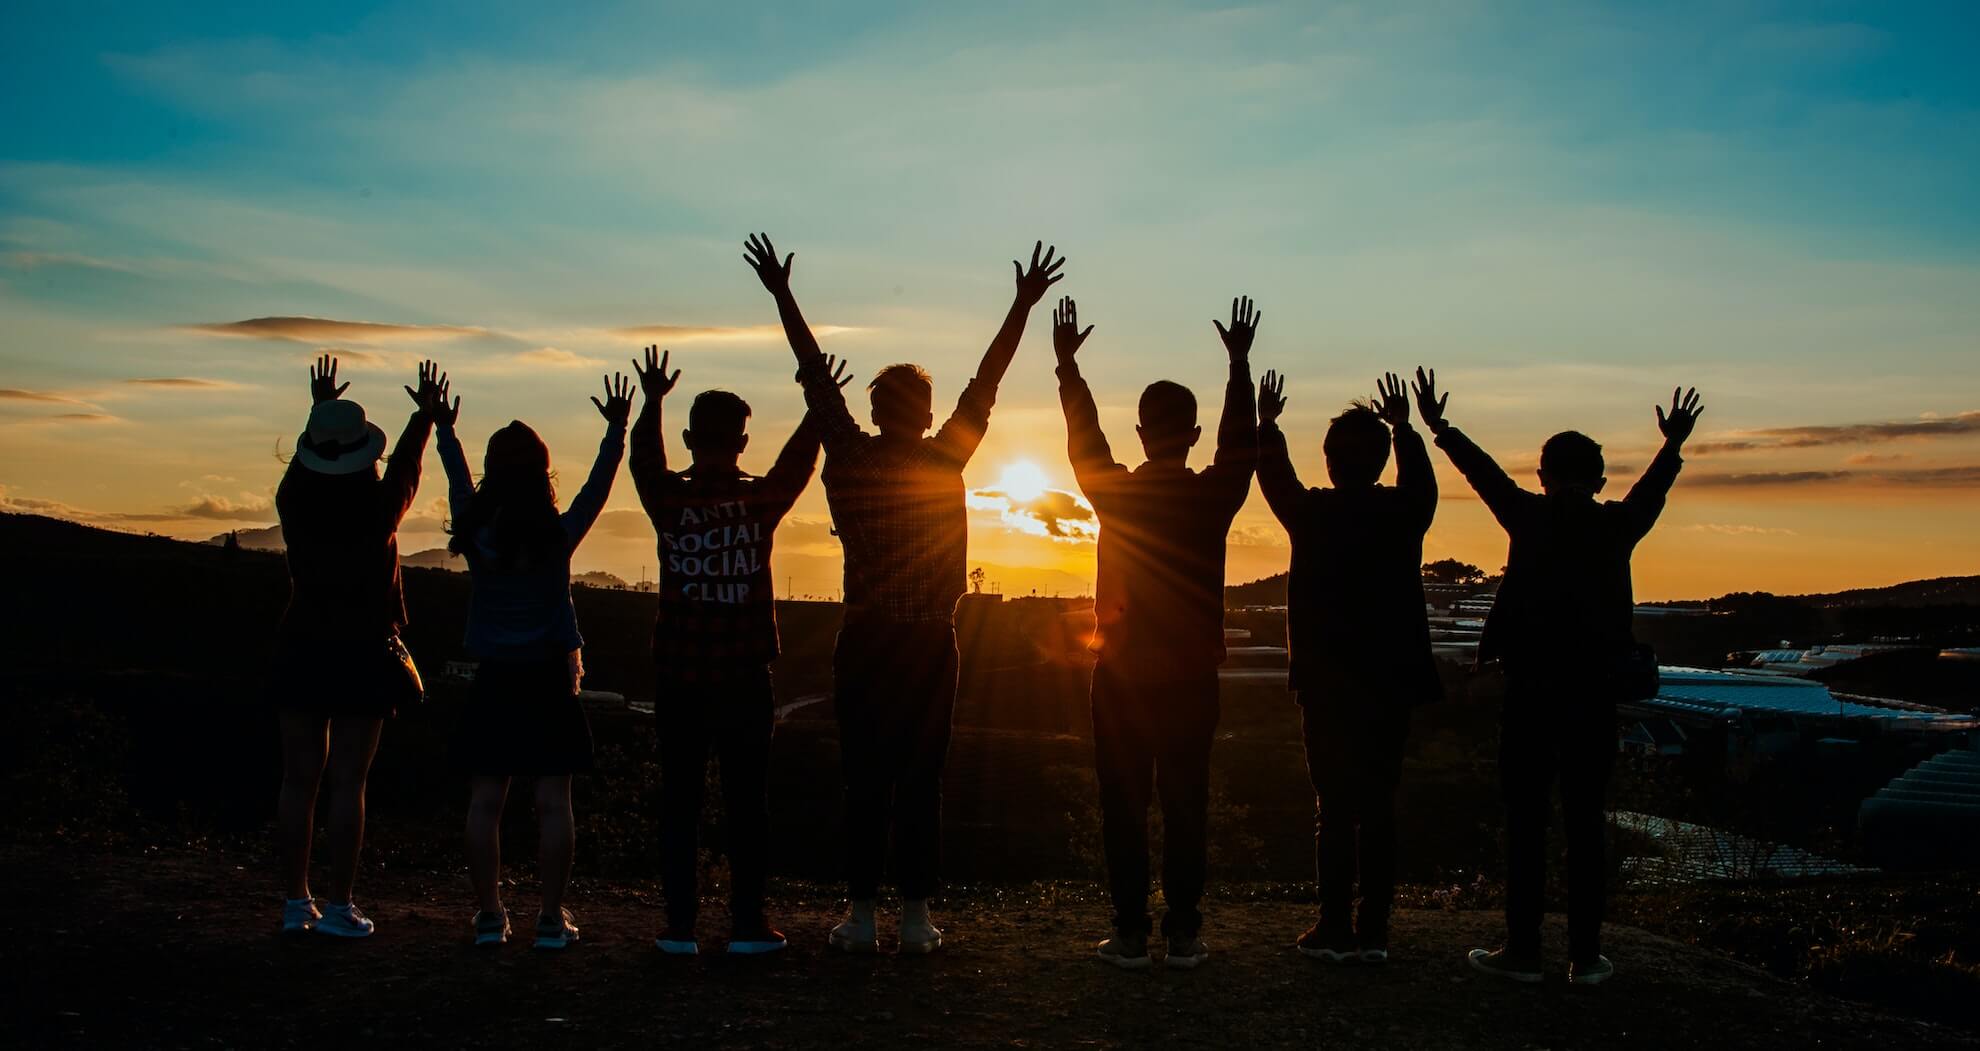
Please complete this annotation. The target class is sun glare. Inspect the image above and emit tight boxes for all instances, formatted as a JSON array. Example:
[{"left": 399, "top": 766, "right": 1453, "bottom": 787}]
[{"left": 996, "top": 460, "right": 1050, "bottom": 503}]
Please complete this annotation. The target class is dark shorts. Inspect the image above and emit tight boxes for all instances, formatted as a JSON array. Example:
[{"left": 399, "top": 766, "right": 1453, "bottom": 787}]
[
  {"left": 267, "top": 635, "right": 420, "bottom": 721},
  {"left": 450, "top": 658, "right": 594, "bottom": 776}
]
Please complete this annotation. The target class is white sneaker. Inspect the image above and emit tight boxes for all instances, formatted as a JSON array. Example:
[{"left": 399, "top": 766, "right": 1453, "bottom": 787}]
[
  {"left": 316, "top": 901, "right": 374, "bottom": 938},
  {"left": 1165, "top": 935, "right": 1209, "bottom": 970},
  {"left": 898, "top": 920, "right": 943, "bottom": 955},
  {"left": 534, "top": 907, "right": 580, "bottom": 950},
  {"left": 829, "top": 915, "right": 879, "bottom": 954},
  {"left": 281, "top": 897, "right": 321, "bottom": 934}
]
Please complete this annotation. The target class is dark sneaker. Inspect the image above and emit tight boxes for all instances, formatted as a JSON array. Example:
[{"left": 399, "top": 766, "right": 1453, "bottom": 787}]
[
  {"left": 473, "top": 908, "right": 511, "bottom": 947},
  {"left": 1165, "top": 935, "right": 1209, "bottom": 970},
  {"left": 1096, "top": 933, "right": 1152, "bottom": 970},
  {"left": 1296, "top": 924, "right": 1357, "bottom": 963},
  {"left": 1358, "top": 946, "right": 1390, "bottom": 964},
  {"left": 534, "top": 907, "right": 580, "bottom": 950},
  {"left": 897, "top": 918, "right": 943, "bottom": 955},
  {"left": 829, "top": 914, "right": 878, "bottom": 954},
  {"left": 1568, "top": 955, "right": 1614, "bottom": 986},
  {"left": 655, "top": 927, "right": 699, "bottom": 955},
  {"left": 1467, "top": 947, "right": 1542, "bottom": 984},
  {"left": 727, "top": 926, "right": 788, "bottom": 956}
]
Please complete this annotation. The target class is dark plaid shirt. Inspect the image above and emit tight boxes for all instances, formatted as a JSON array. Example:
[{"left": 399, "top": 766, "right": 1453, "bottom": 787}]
[
  {"left": 800, "top": 361, "right": 995, "bottom": 625},
  {"left": 631, "top": 400, "right": 820, "bottom": 681}
]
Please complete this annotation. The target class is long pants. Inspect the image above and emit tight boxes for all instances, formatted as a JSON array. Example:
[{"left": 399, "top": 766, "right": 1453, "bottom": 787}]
[
  {"left": 1500, "top": 676, "right": 1617, "bottom": 963},
  {"left": 1091, "top": 659, "right": 1220, "bottom": 940},
  {"left": 834, "top": 621, "right": 959, "bottom": 901},
  {"left": 1300, "top": 697, "right": 1410, "bottom": 946},
  {"left": 656, "top": 666, "right": 774, "bottom": 933}
]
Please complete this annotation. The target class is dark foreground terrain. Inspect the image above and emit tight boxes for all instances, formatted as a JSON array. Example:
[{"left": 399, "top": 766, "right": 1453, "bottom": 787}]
[{"left": 5, "top": 844, "right": 1973, "bottom": 1050}]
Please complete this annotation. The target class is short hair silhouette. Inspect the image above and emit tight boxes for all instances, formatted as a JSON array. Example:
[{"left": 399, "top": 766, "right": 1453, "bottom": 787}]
[
  {"left": 1540, "top": 430, "right": 1605, "bottom": 487},
  {"left": 1137, "top": 380, "right": 1199, "bottom": 459},
  {"left": 869, "top": 363, "right": 934, "bottom": 433},
  {"left": 1323, "top": 403, "right": 1390, "bottom": 487},
  {"left": 688, "top": 390, "right": 752, "bottom": 439}
]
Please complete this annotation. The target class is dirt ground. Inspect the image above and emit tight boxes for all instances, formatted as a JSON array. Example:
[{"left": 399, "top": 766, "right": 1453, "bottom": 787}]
[{"left": 7, "top": 845, "right": 1973, "bottom": 1050}]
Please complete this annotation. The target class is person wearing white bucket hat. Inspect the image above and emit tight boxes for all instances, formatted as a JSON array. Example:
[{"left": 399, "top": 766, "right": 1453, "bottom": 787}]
[{"left": 271, "top": 354, "right": 448, "bottom": 940}]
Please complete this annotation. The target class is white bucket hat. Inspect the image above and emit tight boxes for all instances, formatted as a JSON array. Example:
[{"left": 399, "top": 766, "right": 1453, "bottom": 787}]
[{"left": 296, "top": 400, "right": 388, "bottom": 475}]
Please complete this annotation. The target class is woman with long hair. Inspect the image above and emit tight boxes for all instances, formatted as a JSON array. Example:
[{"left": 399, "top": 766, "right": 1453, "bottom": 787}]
[
  {"left": 433, "top": 373, "right": 633, "bottom": 949},
  {"left": 273, "top": 355, "right": 446, "bottom": 937}
]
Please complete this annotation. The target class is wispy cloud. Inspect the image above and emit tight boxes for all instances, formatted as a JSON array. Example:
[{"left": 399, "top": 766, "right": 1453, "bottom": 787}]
[
  {"left": 1685, "top": 522, "right": 1799, "bottom": 536},
  {"left": 1686, "top": 466, "right": 1980, "bottom": 488},
  {"left": 177, "top": 493, "right": 274, "bottom": 521},
  {"left": 125, "top": 377, "right": 242, "bottom": 390},
  {"left": 0, "top": 388, "right": 88, "bottom": 405},
  {"left": 610, "top": 323, "right": 861, "bottom": 344},
  {"left": 183, "top": 316, "right": 488, "bottom": 345},
  {"left": 1692, "top": 410, "right": 1980, "bottom": 454}
]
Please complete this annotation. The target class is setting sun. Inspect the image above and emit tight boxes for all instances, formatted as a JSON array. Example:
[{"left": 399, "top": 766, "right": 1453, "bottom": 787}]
[{"left": 995, "top": 460, "right": 1050, "bottom": 503}]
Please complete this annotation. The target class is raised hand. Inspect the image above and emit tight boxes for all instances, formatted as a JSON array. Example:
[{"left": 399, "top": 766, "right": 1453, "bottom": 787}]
[
  {"left": 799, "top": 354, "right": 855, "bottom": 389},
  {"left": 1012, "top": 241, "right": 1067, "bottom": 306},
  {"left": 744, "top": 232, "right": 794, "bottom": 295},
  {"left": 1656, "top": 386, "right": 1704, "bottom": 444},
  {"left": 1411, "top": 366, "right": 1449, "bottom": 432},
  {"left": 1258, "top": 370, "right": 1288, "bottom": 426},
  {"left": 309, "top": 354, "right": 348, "bottom": 404},
  {"left": 1373, "top": 372, "right": 1410, "bottom": 428},
  {"left": 1213, "top": 296, "right": 1260, "bottom": 361},
  {"left": 633, "top": 345, "right": 681, "bottom": 400},
  {"left": 592, "top": 373, "right": 635, "bottom": 426},
  {"left": 1052, "top": 296, "right": 1094, "bottom": 365},
  {"left": 403, "top": 360, "right": 451, "bottom": 420}
]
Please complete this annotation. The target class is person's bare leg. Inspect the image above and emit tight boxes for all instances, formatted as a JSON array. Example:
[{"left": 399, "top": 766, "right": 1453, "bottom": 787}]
[
  {"left": 466, "top": 776, "right": 511, "bottom": 915},
  {"left": 535, "top": 775, "right": 576, "bottom": 922},
  {"left": 277, "top": 711, "right": 330, "bottom": 901},
  {"left": 322, "top": 717, "right": 385, "bottom": 904}
]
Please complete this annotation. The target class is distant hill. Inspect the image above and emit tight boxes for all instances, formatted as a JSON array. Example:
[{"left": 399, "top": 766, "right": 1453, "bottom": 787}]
[
  {"left": 1792, "top": 576, "right": 1980, "bottom": 609},
  {"left": 401, "top": 546, "right": 461, "bottom": 570},
  {"left": 207, "top": 525, "right": 284, "bottom": 550}
]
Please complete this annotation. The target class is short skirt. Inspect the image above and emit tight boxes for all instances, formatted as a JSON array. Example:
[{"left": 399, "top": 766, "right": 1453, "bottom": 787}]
[
  {"left": 450, "top": 657, "right": 595, "bottom": 776},
  {"left": 268, "top": 635, "right": 422, "bottom": 720}
]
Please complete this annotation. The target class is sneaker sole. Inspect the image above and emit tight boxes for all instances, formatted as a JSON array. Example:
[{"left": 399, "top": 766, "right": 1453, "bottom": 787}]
[
  {"left": 656, "top": 939, "right": 700, "bottom": 955},
  {"left": 1359, "top": 950, "right": 1390, "bottom": 964},
  {"left": 897, "top": 937, "right": 942, "bottom": 955},
  {"left": 1467, "top": 951, "right": 1542, "bottom": 984},
  {"left": 474, "top": 932, "right": 509, "bottom": 946},
  {"left": 533, "top": 935, "right": 579, "bottom": 950},
  {"left": 1097, "top": 951, "right": 1153, "bottom": 970},
  {"left": 829, "top": 935, "right": 879, "bottom": 954},
  {"left": 1296, "top": 946, "right": 1356, "bottom": 963},
  {"left": 1166, "top": 953, "right": 1208, "bottom": 970},
  {"left": 314, "top": 923, "right": 374, "bottom": 939},
  {"left": 1569, "top": 971, "right": 1613, "bottom": 986},
  {"left": 727, "top": 940, "right": 787, "bottom": 956}
]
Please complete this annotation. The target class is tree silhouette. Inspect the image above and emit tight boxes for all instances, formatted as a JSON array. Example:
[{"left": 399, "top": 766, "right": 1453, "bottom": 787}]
[{"left": 1422, "top": 558, "right": 1485, "bottom": 586}]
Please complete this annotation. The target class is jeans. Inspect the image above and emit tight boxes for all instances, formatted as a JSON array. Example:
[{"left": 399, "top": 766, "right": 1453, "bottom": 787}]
[
  {"left": 656, "top": 666, "right": 774, "bottom": 932},
  {"left": 833, "top": 621, "right": 960, "bottom": 901},
  {"left": 1091, "top": 659, "right": 1221, "bottom": 939},
  {"left": 1299, "top": 697, "right": 1410, "bottom": 946},
  {"left": 1500, "top": 674, "right": 1617, "bottom": 963}
]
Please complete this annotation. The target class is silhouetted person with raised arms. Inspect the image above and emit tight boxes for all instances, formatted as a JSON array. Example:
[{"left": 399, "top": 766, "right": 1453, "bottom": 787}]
[
  {"left": 270, "top": 355, "right": 443, "bottom": 938},
  {"left": 1256, "top": 370, "right": 1440, "bottom": 965},
  {"left": 745, "top": 232, "right": 1065, "bottom": 954},
  {"left": 435, "top": 371, "right": 632, "bottom": 950},
  {"left": 1055, "top": 295, "right": 1259, "bottom": 970},
  {"left": 628, "top": 345, "right": 848, "bottom": 957},
  {"left": 1421, "top": 371, "right": 1703, "bottom": 986}
]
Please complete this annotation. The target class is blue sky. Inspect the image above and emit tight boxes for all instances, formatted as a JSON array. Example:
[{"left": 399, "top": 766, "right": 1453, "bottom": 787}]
[{"left": 4, "top": 1, "right": 1978, "bottom": 597}]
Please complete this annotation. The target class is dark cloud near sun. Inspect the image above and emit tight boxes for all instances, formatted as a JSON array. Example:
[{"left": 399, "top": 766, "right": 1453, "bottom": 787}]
[
  {"left": 977, "top": 487, "right": 1095, "bottom": 538},
  {"left": 183, "top": 316, "right": 488, "bottom": 344}
]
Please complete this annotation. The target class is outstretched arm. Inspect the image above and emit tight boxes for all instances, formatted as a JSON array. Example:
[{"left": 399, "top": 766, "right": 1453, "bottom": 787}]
[
  {"left": 761, "top": 412, "right": 824, "bottom": 523},
  {"left": 1207, "top": 297, "right": 1260, "bottom": 500},
  {"left": 1374, "top": 371, "right": 1436, "bottom": 530},
  {"left": 746, "top": 233, "right": 863, "bottom": 452},
  {"left": 932, "top": 241, "right": 1068, "bottom": 463},
  {"left": 1623, "top": 386, "right": 1702, "bottom": 539},
  {"left": 1254, "top": 370, "right": 1304, "bottom": 527},
  {"left": 628, "top": 345, "right": 682, "bottom": 520},
  {"left": 564, "top": 373, "right": 632, "bottom": 547},
  {"left": 1416, "top": 366, "right": 1525, "bottom": 527},
  {"left": 1051, "top": 296, "right": 1125, "bottom": 497},
  {"left": 381, "top": 359, "right": 444, "bottom": 525}
]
